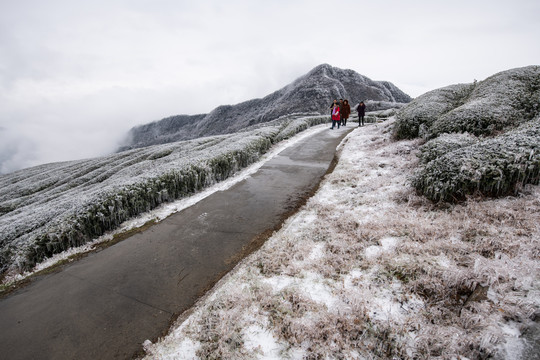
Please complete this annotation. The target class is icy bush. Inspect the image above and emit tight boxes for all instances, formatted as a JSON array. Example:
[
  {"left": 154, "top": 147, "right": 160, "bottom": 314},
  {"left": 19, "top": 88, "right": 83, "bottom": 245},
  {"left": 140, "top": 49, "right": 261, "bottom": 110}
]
[
  {"left": 418, "top": 132, "right": 479, "bottom": 164},
  {"left": 394, "top": 66, "right": 540, "bottom": 202},
  {"left": 429, "top": 66, "right": 540, "bottom": 138},
  {"left": 393, "top": 83, "right": 474, "bottom": 139},
  {"left": 363, "top": 100, "right": 407, "bottom": 112},
  {"left": 394, "top": 66, "right": 540, "bottom": 140},
  {"left": 363, "top": 108, "right": 398, "bottom": 124},
  {"left": 272, "top": 114, "right": 328, "bottom": 142},
  {"left": 413, "top": 117, "right": 540, "bottom": 202},
  {"left": 0, "top": 115, "right": 326, "bottom": 277}
]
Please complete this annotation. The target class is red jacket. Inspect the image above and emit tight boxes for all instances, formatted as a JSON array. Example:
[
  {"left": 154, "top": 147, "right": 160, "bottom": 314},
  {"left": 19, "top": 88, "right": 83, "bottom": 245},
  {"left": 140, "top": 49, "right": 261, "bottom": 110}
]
[{"left": 331, "top": 106, "right": 340, "bottom": 121}]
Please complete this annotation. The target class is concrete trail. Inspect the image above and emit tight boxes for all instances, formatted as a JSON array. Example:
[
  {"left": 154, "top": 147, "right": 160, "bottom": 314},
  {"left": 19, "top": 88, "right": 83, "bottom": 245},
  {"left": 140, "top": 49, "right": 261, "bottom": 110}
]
[{"left": 0, "top": 126, "right": 353, "bottom": 360}]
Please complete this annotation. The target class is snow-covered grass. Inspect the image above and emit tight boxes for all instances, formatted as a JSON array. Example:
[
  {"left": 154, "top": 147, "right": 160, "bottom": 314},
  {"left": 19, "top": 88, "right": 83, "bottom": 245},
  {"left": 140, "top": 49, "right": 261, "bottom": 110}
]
[
  {"left": 0, "top": 114, "right": 329, "bottom": 280},
  {"left": 142, "top": 118, "right": 540, "bottom": 359}
]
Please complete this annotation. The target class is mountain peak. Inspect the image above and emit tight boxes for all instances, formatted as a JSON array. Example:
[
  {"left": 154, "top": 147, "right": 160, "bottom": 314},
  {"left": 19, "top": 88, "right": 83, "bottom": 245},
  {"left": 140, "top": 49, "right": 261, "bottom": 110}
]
[
  {"left": 118, "top": 65, "right": 412, "bottom": 151},
  {"left": 308, "top": 63, "right": 333, "bottom": 74}
]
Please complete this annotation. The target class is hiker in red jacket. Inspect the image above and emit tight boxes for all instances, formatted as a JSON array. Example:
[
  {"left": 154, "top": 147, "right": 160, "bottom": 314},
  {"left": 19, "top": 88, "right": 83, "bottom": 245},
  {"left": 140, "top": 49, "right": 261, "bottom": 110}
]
[{"left": 331, "top": 103, "right": 340, "bottom": 129}]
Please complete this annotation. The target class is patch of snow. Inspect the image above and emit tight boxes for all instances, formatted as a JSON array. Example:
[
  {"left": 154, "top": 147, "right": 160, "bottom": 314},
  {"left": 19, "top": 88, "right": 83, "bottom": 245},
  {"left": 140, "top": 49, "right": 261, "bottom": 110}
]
[
  {"left": 307, "top": 243, "right": 325, "bottom": 261},
  {"left": 380, "top": 236, "right": 399, "bottom": 251},
  {"left": 365, "top": 237, "right": 399, "bottom": 259},
  {"left": 243, "top": 325, "right": 283, "bottom": 359},
  {"left": 263, "top": 275, "right": 296, "bottom": 293},
  {"left": 498, "top": 322, "right": 525, "bottom": 360},
  {"left": 364, "top": 245, "right": 382, "bottom": 259},
  {"left": 299, "top": 272, "right": 336, "bottom": 309}
]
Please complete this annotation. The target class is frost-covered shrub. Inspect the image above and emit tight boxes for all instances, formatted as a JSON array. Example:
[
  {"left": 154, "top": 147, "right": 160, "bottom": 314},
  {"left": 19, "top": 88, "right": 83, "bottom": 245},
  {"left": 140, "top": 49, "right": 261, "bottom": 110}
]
[
  {"left": 394, "top": 66, "right": 540, "bottom": 140},
  {"left": 367, "top": 108, "right": 397, "bottom": 121},
  {"left": 429, "top": 66, "right": 540, "bottom": 138},
  {"left": 272, "top": 115, "right": 328, "bottom": 142},
  {"left": 353, "top": 107, "right": 399, "bottom": 124},
  {"left": 393, "top": 83, "right": 474, "bottom": 139},
  {"left": 376, "top": 108, "right": 397, "bottom": 118},
  {"left": 418, "top": 133, "right": 479, "bottom": 164},
  {"left": 0, "top": 115, "right": 325, "bottom": 276},
  {"left": 412, "top": 117, "right": 540, "bottom": 202},
  {"left": 362, "top": 100, "right": 407, "bottom": 112}
]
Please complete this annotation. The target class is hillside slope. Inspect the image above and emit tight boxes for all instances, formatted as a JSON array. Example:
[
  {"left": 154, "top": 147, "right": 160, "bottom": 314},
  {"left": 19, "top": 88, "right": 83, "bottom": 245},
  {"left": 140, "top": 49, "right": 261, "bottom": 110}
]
[
  {"left": 394, "top": 65, "right": 540, "bottom": 140},
  {"left": 393, "top": 66, "right": 540, "bottom": 202},
  {"left": 118, "top": 64, "right": 411, "bottom": 151},
  {"left": 0, "top": 115, "right": 328, "bottom": 277}
]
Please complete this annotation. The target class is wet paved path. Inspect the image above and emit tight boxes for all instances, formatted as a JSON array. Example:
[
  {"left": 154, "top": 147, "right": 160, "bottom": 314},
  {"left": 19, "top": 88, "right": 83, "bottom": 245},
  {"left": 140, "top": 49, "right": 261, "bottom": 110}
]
[{"left": 0, "top": 126, "right": 352, "bottom": 359}]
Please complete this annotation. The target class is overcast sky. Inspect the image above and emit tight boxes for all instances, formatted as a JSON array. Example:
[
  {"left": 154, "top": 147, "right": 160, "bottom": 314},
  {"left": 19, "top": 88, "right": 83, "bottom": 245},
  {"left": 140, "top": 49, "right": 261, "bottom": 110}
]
[{"left": 1, "top": 0, "right": 539, "bottom": 174}]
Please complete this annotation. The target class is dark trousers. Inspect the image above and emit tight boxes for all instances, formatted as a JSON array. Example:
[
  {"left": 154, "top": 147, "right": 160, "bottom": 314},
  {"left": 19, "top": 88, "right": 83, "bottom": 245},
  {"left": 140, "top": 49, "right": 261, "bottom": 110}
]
[
  {"left": 331, "top": 120, "right": 340, "bottom": 129},
  {"left": 358, "top": 115, "right": 365, "bottom": 126}
]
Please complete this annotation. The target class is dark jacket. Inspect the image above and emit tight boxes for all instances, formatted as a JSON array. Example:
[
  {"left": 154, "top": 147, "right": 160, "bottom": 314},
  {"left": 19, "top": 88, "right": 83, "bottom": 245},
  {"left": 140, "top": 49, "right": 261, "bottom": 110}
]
[
  {"left": 341, "top": 103, "right": 351, "bottom": 118},
  {"left": 357, "top": 103, "right": 366, "bottom": 116}
]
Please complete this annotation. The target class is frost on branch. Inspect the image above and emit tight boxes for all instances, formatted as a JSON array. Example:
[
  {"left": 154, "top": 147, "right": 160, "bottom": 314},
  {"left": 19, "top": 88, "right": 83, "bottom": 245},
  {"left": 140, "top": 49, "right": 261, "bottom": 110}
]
[
  {"left": 418, "top": 133, "right": 479, "bottom": 164},
  {"left": 392, "top": 66, "right": 540, "bottom": 202},
  {"left": 412, "top": 117, "right": 540, "bottom": 202}
]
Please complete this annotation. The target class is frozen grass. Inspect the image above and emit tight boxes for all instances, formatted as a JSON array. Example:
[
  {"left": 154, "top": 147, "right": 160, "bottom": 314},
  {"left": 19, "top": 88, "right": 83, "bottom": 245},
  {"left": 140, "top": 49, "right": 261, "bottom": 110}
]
[
  {"left": 0, "top": 115, "right": 328, "bottom": 279},
  {"left": 142, "top": 118, "right": 540, "bottom": 359}
]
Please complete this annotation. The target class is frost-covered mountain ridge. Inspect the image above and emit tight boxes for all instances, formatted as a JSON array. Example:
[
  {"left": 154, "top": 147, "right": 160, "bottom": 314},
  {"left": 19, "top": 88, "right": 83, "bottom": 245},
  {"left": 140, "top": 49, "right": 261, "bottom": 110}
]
[{"left": 118, "top": 64, "right": 411, "bottom": 151}]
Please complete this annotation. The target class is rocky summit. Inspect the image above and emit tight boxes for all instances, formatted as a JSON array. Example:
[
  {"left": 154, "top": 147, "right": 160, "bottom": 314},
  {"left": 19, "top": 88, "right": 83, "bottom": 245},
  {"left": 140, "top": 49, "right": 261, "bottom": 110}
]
[{"left": 117, "top": 64, "right": 411, "bottom": 151}]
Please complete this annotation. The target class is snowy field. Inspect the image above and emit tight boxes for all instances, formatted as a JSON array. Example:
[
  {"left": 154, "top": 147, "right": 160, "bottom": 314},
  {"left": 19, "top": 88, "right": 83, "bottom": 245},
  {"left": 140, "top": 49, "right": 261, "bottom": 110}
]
[
  {"left": 142, "top": 119, "right": 539, "bottom": 359},
  {"left": 0, "top": 120, "right": 330, "bottom": 286}
]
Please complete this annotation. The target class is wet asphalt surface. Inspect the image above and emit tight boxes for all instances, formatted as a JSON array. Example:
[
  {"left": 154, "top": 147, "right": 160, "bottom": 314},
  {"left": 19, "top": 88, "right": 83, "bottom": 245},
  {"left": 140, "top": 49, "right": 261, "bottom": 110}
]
[{"left": 0, "top": 126, "right": 352, "bottom": 359}]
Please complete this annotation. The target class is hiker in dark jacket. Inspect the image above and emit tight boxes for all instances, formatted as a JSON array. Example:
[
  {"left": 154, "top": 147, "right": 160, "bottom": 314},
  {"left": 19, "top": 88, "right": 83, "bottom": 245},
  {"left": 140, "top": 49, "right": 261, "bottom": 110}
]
[
  {"left": 341, "top": 100, "right": 351, "bottom": 126},
  {"left": 339, "top": 99, "right": 344, "bottom": 125},
  {"left": 357, "top": 101, "right": 366, "bottom": 126}
]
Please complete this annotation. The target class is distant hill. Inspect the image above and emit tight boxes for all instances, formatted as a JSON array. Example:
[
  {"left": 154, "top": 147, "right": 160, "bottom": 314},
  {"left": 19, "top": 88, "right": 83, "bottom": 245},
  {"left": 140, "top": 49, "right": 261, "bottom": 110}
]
[{"left": 118, "top": 64, "right": 411, "bottom": 151}]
